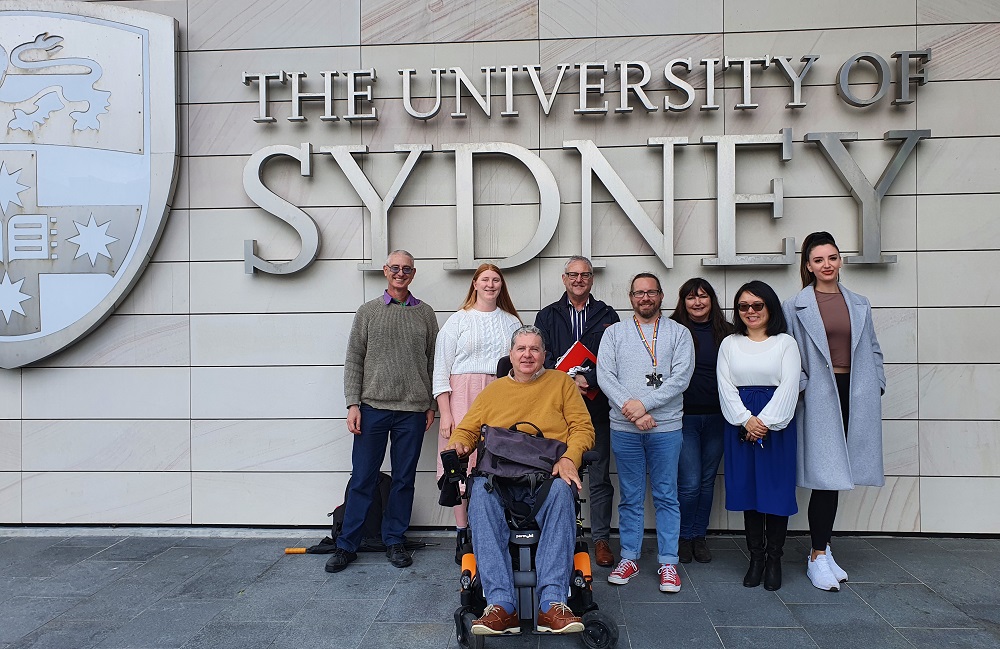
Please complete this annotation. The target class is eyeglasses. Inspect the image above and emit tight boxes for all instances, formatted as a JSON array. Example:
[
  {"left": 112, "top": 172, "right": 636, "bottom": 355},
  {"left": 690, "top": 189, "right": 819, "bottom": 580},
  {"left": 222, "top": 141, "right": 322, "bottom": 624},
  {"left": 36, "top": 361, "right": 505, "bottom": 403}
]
[
  {"left": 737, "top": 302, "right": 766, "bottom": 313},
  {"left": 564, "top": 271, "right": 594, "bottom": 280},
  {"left": 630, "top": 290, "right": 661, "bottom": 298},
  {"left": 385, "top": 265, "right": 415, "bottom": 275}
]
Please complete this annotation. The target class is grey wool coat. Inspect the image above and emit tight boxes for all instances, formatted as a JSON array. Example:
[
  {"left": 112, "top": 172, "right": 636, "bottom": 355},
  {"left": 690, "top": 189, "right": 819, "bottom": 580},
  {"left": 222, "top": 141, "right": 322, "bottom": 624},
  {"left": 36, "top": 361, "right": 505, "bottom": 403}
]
[{"left": 782, "top": 285, "right": 886, "bottom": 491}]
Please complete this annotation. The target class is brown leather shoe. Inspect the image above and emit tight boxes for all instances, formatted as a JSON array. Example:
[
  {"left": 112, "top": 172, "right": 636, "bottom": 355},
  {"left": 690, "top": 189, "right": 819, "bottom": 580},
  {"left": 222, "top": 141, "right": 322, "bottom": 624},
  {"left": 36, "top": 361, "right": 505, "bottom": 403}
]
[
  {"left": 537, "top": 602, "right": 584, "bottom": 634},
  {"left": 471, "top": 604, "right": 520, "bottom": 636},
  {"left": 595, "top": 539, "right": 614, "bottom": 567}
]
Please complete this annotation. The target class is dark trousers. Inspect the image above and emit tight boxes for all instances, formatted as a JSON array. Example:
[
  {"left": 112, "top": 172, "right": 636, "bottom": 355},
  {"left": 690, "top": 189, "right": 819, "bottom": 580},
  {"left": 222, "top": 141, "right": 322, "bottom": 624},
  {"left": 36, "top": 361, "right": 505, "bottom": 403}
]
[
  {"left": 336, "top": 405, "right": 425, "bottom": 552},
  {"left": 808, "top": 372, "right": 851, "bottom": 551},
  {"left": 588, "top": 416, "right": 614, "bottom": 542}
]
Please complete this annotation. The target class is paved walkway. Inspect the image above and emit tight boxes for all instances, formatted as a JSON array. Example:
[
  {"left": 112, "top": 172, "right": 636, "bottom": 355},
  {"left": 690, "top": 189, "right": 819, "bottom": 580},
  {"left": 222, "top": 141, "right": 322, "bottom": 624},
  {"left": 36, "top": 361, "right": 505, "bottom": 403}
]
[{"left": 0, "top": 531, "right": 998, "bottom": 648}]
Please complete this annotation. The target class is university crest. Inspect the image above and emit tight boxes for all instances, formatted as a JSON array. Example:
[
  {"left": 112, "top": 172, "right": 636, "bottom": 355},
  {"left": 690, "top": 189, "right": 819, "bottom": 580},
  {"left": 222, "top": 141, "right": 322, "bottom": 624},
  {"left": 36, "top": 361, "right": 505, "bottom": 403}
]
[{"left": 0, "top": 1, "right": 177, "bottom": 368}]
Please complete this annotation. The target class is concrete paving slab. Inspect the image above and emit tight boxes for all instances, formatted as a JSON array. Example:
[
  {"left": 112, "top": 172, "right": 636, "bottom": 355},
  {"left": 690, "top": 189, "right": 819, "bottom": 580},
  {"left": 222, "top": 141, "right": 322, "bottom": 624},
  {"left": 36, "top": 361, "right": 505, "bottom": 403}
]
[{"left": 0, "top": 532, "right": 996, "bottom": 649}]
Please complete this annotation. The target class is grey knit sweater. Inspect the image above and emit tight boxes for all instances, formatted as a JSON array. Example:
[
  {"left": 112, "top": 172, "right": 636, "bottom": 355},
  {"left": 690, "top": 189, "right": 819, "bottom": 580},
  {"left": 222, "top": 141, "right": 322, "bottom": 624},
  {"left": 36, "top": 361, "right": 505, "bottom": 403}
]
[
  {"left": 344, "top": 296, "right": 439, "bottom": 412},
  {"left": 597, "top": 316, "right": 694, "bottom": 432}
]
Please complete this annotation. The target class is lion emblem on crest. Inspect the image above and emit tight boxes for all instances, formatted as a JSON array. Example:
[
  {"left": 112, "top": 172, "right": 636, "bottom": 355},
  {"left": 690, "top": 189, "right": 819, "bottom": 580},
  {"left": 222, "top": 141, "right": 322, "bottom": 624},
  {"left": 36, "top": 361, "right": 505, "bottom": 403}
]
[{"left": 0, "top": 32, "right": 110, "bottom": 131}]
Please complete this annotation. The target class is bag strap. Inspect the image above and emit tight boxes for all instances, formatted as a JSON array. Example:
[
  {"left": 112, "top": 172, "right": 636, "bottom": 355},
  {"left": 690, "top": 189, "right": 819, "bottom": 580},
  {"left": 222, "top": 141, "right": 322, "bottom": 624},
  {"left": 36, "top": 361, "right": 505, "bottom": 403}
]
[
  {"left": 510, "top": 421, "right": 544, "bottom": 437},
  {"left": 525, "top": 477, "right": 556, "bottom": 522},
  {"left": 484, "top": 473, "right": 557, "bottom": 528}
]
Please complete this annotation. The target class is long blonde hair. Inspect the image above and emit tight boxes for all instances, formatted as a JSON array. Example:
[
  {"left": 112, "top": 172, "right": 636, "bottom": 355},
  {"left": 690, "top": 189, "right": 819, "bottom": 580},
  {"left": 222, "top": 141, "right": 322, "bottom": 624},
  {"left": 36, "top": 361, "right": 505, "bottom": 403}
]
[{"left": 459, "top": 263, "right": 521, "bottom": 321}]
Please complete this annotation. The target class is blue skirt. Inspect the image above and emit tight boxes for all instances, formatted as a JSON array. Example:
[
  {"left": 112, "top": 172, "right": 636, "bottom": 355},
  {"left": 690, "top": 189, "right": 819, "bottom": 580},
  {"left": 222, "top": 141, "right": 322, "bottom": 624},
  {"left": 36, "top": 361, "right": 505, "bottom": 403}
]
[{"left": 723, "top": 386, "right": 798, "bottom": 516}]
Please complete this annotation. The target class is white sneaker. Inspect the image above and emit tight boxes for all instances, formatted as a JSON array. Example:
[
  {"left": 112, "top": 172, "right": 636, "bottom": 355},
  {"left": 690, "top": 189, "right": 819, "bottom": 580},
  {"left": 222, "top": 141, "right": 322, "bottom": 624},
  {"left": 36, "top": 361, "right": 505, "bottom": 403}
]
[
  {"left": 807, "top": 554, "right": 840, "bottom": 591},
  {"left": 825, "top": 545, "right": 848, "bottom": 583}
]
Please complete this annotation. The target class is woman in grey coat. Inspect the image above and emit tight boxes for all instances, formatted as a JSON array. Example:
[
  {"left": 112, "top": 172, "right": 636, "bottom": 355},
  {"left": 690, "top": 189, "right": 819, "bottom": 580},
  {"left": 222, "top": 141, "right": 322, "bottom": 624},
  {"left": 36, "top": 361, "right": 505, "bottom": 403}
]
[{"left": 782, "top": 232, "right": 886, "bottom": 592}]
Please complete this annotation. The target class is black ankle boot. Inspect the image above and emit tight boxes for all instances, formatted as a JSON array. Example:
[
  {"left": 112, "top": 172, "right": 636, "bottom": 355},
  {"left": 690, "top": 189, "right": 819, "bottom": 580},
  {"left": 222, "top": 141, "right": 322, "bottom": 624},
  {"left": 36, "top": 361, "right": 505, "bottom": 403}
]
[
  {"left": 763, "top": 555, "right": 782, "bottom": 590},
  {"left": 742, "top": 510, "right": 765, "bottom": 588},
  {"left": 455, "top": 528, "right": 470, "bottom": 565}
]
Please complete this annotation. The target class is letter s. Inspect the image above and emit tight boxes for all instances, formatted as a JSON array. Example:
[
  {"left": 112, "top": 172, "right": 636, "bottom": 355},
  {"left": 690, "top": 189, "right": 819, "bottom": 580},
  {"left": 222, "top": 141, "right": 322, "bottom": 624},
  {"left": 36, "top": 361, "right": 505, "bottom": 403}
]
[{"left": 243, "top": 143, "right": 320, "bottom": 275}]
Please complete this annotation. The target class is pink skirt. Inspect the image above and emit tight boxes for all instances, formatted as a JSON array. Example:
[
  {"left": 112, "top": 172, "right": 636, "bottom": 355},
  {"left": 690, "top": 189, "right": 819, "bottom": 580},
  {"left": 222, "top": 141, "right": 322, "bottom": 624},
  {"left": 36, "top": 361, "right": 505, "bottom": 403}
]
[{"left": 436, "top": 373, "right": 495, "bottom": 480}]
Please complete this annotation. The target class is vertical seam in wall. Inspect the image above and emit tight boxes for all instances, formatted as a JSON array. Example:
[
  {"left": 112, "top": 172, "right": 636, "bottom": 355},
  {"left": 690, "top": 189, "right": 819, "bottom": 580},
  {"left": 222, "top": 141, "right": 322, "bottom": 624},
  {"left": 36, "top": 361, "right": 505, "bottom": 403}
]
[
  {"left": 19, "top": 368, "right": 23, "bottom": 523},
  {"left": 186, "top": 0, "right": 194, "bottom": 525},
  {"left": 537, "top": 32, "right": 543, "bottom": 306},
  {"left": 720, "top": 0, "right": 728, "bottom": 304},
  {"left": 912, "top": 11, "right": 921, "bottom": 533}
]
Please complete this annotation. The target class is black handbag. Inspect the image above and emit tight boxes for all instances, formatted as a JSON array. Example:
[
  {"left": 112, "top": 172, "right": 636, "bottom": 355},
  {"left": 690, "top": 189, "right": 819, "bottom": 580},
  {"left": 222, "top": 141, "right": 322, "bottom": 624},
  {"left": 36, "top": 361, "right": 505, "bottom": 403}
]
[{"left": 474, "top": 421, "right": 567, "bottom": 480}]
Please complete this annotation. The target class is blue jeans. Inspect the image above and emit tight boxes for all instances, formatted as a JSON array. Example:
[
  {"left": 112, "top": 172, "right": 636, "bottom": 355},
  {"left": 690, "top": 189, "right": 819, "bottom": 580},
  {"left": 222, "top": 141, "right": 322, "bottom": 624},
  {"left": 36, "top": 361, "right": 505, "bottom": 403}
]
[
  {"left": 336, "top": 405, "right": 425, "bottom": 552},
  {"left": 611, "top": 429, "right": 682, "bottom": 565},
  {"left": 468, "top": 476, "right": 576, "bottom": 614},
  {"left": 678, "top": 414, "right": 725, "bottom": 539}
]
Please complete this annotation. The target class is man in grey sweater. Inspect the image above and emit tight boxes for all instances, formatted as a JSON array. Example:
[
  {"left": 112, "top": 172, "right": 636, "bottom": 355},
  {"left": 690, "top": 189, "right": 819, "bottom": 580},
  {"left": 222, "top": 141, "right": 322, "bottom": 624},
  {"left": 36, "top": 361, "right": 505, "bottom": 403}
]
[
  {"left": 597, "top": 272, "right": 694, "bottom": 593},
  {"left": 326, "top": 250, "right": 438, "bottom": 573}
]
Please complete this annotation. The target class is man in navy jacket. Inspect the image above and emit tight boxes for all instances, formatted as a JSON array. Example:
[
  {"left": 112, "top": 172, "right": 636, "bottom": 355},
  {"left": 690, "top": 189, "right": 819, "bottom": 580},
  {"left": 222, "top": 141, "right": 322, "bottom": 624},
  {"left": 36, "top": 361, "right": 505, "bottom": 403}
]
[{"left": 534, "top": 256, "right": 620, "bottom": 567}]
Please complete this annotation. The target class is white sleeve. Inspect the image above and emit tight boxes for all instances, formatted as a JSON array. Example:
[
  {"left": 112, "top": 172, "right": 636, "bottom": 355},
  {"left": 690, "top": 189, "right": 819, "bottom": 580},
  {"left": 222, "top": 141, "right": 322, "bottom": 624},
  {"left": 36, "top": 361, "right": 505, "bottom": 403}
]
[
  {"left": 757, "top": 336, "right": 802, "bottom": 430},
  {"left": 432, "top": 313, "right": 461, "bottom": 398},
  {"left": 716, "top": 337, "right": 752, "bottom": 427}
]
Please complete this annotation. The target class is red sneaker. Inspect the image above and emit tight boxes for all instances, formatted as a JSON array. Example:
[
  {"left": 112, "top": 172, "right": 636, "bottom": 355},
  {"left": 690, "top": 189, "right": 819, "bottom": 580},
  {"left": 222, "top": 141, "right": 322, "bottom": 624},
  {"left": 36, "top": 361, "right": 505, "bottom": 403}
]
[
  {"left": 608, "top": 558, "right": 639, "bottom": 584},
  {"left": 658, "top": 563, "right": 681, "bottom": 593}
]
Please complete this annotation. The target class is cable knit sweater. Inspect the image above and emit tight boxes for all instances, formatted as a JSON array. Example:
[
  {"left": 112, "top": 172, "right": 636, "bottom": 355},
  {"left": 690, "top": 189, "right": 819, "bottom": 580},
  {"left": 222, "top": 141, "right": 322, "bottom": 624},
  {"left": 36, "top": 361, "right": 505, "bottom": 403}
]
[
  {"left": 432, "top": 308, "right": 521, "bottom": 397},
  {"left": 344, "top": 296, "right": 438, "bottom": 412}
]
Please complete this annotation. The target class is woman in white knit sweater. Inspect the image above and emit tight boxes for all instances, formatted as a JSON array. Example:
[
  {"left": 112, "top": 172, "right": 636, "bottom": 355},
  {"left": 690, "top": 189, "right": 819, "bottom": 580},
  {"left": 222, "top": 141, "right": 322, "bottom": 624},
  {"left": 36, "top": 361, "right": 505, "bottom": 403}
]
[{"left": 433, "top": 263, "right": 521, "bottom": 563}]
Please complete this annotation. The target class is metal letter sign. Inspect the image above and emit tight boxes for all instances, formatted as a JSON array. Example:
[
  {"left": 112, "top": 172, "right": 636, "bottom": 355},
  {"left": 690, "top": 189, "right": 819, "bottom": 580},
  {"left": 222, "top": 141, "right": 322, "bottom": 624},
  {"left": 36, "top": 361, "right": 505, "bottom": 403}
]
[{"left": 0, "top": 1, "right": 178, "bottom": 368}]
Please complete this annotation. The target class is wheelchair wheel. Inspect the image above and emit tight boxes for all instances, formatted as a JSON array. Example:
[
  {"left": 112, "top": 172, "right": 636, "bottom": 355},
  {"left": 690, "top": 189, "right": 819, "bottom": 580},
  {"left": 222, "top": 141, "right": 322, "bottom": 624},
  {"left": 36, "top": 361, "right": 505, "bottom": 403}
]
[
  {"left": 580, "top": 610, "right": 618, "bottom": 649},
  {"left": 459, "top": 610, "right": 485, "bottom": 649}
]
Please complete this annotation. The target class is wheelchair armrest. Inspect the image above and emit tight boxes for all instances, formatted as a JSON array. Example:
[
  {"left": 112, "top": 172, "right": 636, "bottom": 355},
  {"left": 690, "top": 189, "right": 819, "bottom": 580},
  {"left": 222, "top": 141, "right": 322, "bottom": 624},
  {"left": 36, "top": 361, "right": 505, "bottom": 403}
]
[{"left": 581, "top": 450, "right": 600, "bottom": 471}]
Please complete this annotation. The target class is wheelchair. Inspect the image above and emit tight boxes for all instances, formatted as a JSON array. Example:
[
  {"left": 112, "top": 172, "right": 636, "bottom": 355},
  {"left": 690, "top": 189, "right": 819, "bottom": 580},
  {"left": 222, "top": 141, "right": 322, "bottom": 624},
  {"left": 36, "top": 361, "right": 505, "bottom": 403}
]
[{"left": 446, "top": 449, "right": 619, "bottom": 649}]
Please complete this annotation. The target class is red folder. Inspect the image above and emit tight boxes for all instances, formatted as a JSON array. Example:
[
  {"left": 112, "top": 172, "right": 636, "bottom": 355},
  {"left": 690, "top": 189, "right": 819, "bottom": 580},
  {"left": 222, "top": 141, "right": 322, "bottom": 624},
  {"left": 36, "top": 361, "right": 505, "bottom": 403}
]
[{"left": 555, "top": 340, "right": 598, "bottom": 400}]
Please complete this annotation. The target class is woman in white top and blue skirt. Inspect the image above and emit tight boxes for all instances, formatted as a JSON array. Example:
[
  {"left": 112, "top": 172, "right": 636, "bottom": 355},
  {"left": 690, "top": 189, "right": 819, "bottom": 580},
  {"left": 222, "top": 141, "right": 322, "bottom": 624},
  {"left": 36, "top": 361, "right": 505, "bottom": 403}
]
[
  {"left": 717, "top": 280, "right": 801, "bottom": 591},
  {"left": 433, "top": 263, "right": 522, "bottom": 563}
]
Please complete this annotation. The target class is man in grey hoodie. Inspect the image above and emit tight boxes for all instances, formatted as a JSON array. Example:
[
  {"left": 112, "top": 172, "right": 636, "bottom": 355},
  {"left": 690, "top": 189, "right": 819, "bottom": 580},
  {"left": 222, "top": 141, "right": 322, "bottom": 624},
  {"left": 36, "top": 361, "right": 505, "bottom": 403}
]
[{"left": 597, "top": 272, "right": 694, "bottom": 594}]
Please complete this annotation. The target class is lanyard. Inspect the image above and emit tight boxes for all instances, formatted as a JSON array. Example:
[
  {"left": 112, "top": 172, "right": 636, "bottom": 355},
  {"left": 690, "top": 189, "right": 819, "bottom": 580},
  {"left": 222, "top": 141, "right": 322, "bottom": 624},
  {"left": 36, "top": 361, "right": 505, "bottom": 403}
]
[{"left": 633, "top": 315, "right": 659, "bottom": 368}]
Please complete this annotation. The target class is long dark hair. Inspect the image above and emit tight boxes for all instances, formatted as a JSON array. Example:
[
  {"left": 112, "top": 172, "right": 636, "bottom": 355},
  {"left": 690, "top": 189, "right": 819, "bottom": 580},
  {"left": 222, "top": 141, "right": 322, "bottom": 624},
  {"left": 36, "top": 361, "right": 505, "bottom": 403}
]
[
  {"left": 731, "top": 280, "right": 787, "bottom": 337},
  {"left": 669, "top": 277, "right": 732, "bottom": 347},
  {"left": 800, "top": 231, "right": 840, "bottom": 288}
]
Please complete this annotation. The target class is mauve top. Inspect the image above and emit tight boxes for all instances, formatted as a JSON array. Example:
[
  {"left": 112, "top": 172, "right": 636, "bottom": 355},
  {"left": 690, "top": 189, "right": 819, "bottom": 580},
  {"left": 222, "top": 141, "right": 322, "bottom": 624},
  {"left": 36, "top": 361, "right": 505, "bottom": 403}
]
[{"left": 816, "top": 290, "right": 851, "bottom": 368}]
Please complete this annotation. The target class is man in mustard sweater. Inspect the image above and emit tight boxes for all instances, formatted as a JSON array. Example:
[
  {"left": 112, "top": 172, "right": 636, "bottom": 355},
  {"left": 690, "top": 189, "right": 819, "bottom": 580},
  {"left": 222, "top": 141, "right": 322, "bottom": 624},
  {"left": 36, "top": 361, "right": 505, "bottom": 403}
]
[{"left": 447, "top": 325, "right": 595, "bottom": 637}]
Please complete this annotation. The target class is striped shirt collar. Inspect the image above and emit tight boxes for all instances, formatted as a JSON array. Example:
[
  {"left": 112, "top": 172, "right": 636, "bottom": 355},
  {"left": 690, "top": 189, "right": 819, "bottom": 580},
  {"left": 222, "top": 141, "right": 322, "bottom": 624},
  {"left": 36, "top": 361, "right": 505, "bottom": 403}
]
[{"left": 567, "top": 295, "right": 591, "bottom": 341}]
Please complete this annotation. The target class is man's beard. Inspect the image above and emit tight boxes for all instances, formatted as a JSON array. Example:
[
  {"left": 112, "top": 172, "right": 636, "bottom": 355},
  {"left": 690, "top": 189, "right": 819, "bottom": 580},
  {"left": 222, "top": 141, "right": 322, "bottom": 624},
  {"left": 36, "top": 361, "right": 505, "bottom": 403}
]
[{"left": 637, "top": 304, "right": 659, "bottom": 319}]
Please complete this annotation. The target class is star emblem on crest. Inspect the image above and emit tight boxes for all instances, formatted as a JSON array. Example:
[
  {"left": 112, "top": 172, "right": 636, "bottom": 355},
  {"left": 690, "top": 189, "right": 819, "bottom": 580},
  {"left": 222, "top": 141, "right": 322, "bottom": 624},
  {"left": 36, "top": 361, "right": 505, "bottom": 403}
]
[
  {"left": 0, "top": 162, "right": 30, "bottom": 216},
  {"left": 68, "top": 214, "right": 118, "bottom": 265},
  {"left": 0, "top": 273, "right": 31, "bottom": 323}
]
